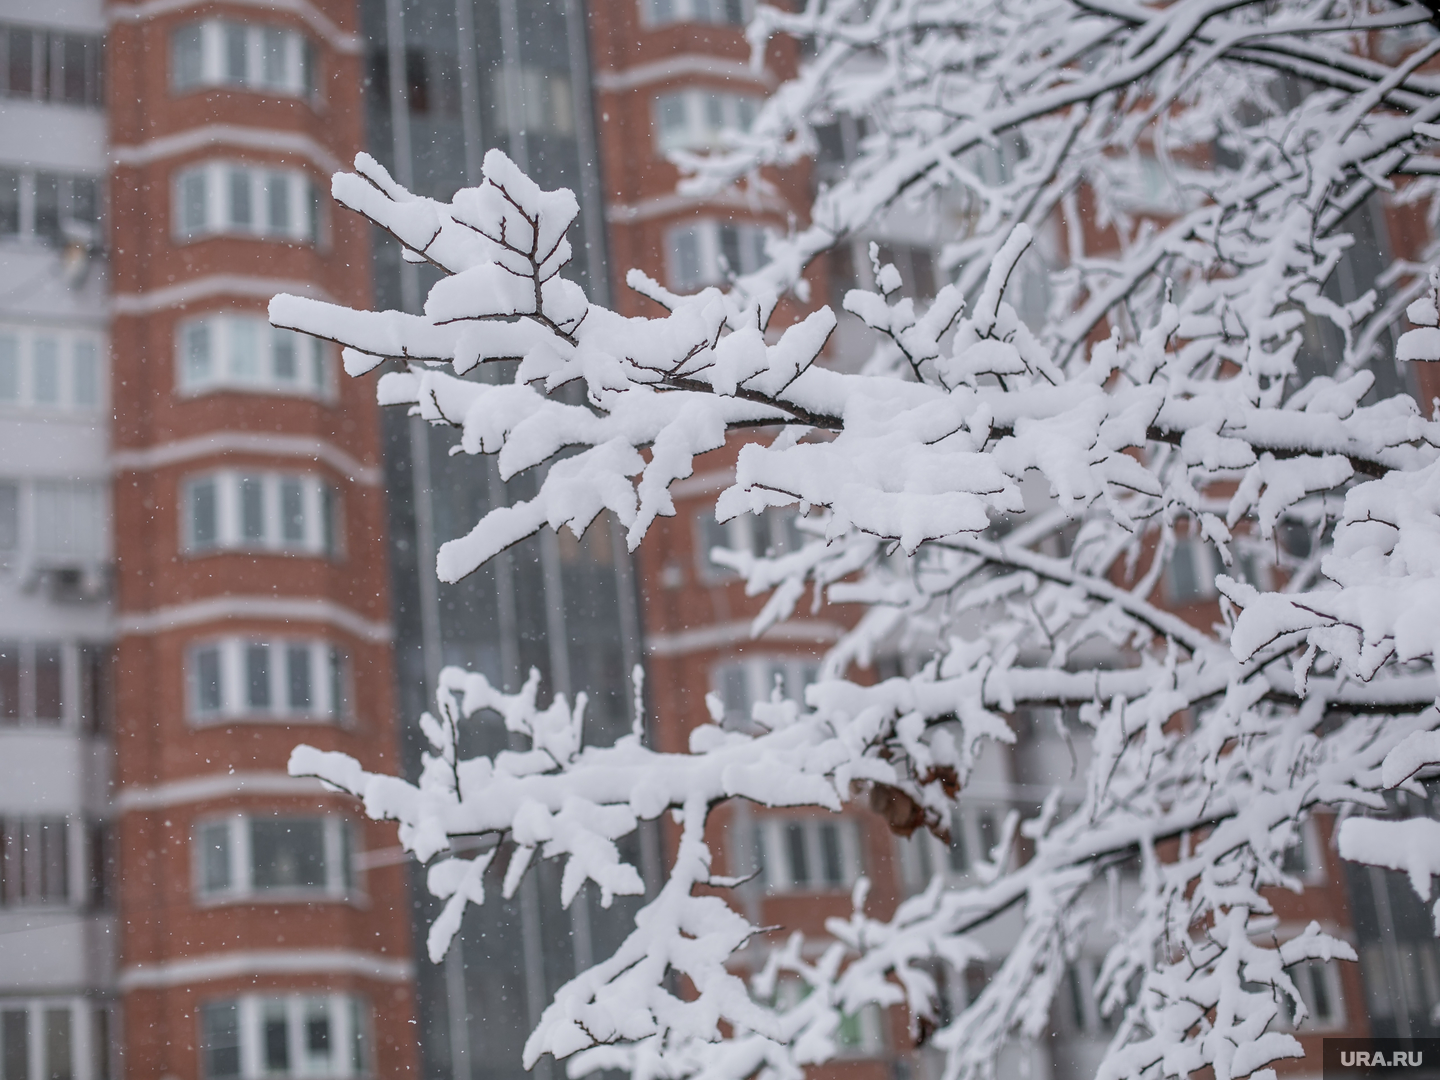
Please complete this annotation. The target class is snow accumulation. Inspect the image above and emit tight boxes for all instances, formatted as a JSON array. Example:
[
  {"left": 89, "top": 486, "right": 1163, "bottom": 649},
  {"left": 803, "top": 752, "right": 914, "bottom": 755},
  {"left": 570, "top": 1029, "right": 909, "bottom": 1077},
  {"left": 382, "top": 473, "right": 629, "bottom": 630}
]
[{"left": 270, "top": 0, "right": 1440, "bottom": 1077}]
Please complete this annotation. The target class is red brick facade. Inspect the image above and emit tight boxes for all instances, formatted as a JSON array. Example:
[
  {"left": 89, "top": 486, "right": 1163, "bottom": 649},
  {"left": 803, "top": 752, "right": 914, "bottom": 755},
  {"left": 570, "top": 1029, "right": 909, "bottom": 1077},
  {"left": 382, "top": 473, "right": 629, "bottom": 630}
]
[{"left": 105, "top": 2, "right": 418, "bottom": 1076}]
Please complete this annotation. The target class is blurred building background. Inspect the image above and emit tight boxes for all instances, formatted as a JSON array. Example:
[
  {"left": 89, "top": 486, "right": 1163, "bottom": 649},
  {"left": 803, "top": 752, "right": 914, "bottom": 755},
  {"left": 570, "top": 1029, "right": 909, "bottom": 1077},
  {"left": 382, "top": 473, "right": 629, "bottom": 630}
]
[{"left": 1, "top": 0, "right": 1438, "bottom": 1078}]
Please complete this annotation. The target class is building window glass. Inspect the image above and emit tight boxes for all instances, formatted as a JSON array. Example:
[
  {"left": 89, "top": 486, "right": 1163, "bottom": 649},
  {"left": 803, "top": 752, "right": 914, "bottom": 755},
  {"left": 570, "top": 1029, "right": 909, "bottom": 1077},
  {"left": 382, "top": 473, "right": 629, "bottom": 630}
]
[
  {"left": 1287, "top": 957, "right": 1344, "bottom": 1029},
  {"left": 752, "top": 816, "right": 862, "bottom": 894},
  {"left": 0, "top": 23, "right": 104, "bottom": 107},
  {"left": 0, "top": 170, "right": 100, "bottom": 245},
  {"left": 667, "top": 220, "right": 768, "bottom": 290},
  {"left": 1165, "top": 535, "right": 1267, "bottom": 604},
  {"left": 641, "top": 0, "right": 748, "bottom": 26},
  {"left": 172, "top": 163, "right": 318, "bottom": 243},
  {"left": 490, "top": 67, "right": 574, "bottom": 136},
  {"left": 0, "top": 325, "right": 106, "bottom": 411},
  {"left": 176, "top": 316, "right": 330, "bottom": 398},
  {"left": 200, "top": 996, "right": 366, "bottom": 1080},
  {"left": 183, "top": 471, "right": 339, "bottom": 557},
  {"left": 694, "top": 506, "right": 803, "bottom": 582},
  {"left": 170, "top": 20, "right": 316, "bottom": 98},
  {"left": 0, "top": 1001, "right": 112, "bottom": 1080},
  {"left": 0, "top": 817, "right": 69, "bottom": 905},
  {"left": 187, "top": 638, "right": 347, "bottom": 723},
  {"left": 193, "top": 816, "right": 357, "bottom": 901},
  {"left": 653, "top": 89, "right": 759, "bottom": 153},
  {"left": 0, "top": 642, "right": 103, "bottom": 728},
  {"left": 710, "top": 655, "right": 819, "bottom": 730}
]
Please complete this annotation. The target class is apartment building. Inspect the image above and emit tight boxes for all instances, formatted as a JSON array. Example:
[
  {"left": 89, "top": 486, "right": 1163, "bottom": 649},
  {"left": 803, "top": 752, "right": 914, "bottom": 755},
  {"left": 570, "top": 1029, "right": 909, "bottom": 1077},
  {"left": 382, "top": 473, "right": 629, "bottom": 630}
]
[
  {"left": 100, "top": 0, "right": 423, "bottom": 1069},
  {"left": 1, "top": 1, "right": 1437, "bottom": 1079},
  {"left": 0, "top": 2, "right": 116, "bottom": 1077},
  {"left": 2, "top": 0, "right": 426, "bottom": 1076}
]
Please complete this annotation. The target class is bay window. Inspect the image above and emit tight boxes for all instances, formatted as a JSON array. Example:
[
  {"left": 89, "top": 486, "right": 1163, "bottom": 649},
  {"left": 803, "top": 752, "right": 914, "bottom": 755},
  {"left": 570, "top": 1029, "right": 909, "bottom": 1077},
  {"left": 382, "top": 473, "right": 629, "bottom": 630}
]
[
  {"left": 187, "top": 638, "right": 346, "bottom": 723},
  {"left": 183, "top": 471, "right": 338, "bottom": 557},
  {"left": 177, "top": 316, "right": 330, "bottom": 398},
  {"left": 194, "top": 815, "right": 356, "bottom": 901},
  {"left": 201, "top": 995, "right": 367, "bottom": 1079},
  {"left": 171, "top": 20, "right": 316, "bottom": 98},
  {"left": 752, "top": 815, "right": 862, "bottom": 894},
  {"left": 640, "top": 0, "right": 749, "bottom": 25},
  {"left": 654, "top": 90, "right": 758, "bottom": 154},
  {"left": 174, "top": 163, "right": 318, "bottom": 243},
  {"left": 667, "top": 220, "right": 768, "bottom": 290}
]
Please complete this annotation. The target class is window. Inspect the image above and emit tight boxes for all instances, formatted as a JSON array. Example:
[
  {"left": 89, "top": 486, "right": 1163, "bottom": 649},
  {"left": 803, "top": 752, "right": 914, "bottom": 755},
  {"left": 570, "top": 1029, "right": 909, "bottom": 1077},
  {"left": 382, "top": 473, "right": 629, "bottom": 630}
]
[
  {"left": 177, "top": 316, "right": 330, "bottom": 398},
  {"left": 171, "top": 20, "right": 316, "bottom": 97},
  {"left": 0, "top": 326, "right": 104, "bottom": 411},
  {"left": 0, "top": 642, "right": 105, "bottom": 728},
  {"left": 173, "top": 163, "right": 318, "bottom": 242},
  {"left": 0, "top": 484, "right": 15, "bottom": 554},
  {"left": 0, "top": 817, "right": 69, "bottom": 905},
  {"left": 183, "top": 472, "right": 338, "bottom": 557},
  {"left": 1287, "top": 957, "right": 1344, "bottom": 1029},
  {"left": 694, "top": 506, "right": 804, "bottom": 581},
  {"left": 32, "top": 482, "right": 106, "bottom": 563},
  {"left": 899, "top": 804, "right": 1009, "bottom": 890},
  {"left": 654, "top": 90, "right": 759, "bottom": 153},
  {"left": 772, "top": 981, "right": 883, "bottom": 1056},
  {"left": 0, "top": 479, "right": 110, "bottom": 595},
  {"left": 491, "top": 67, "right": 574, "bottom": 135},
  {"left": 0, "top": 1000, "right": 113, "bottom": 1080},
  {"left": 668, "top": 220, "right": 768, "bottom": 290},
  {"left": 194, "top": 816, "right": 356, "bottom": 901},
  {"left": 201, "top": 996, "right": 367, "bottom": 1079},
  {"left": 1166, "top": 534, "right": 1270, "bottom": 604},
  {"left": 1167, "top": 536, "right": 1216, "bottom": 603},
  {"left": 187, "top": 638, "right": 347, "bottom": 723},
  {"left": 1280, "top": 816, "right": 1325, "bottom": 883},
  {"left": 0, "top": 171, "right": 101, "bottom": 245},
  {"left": 829, "top": 239, "right": 937, "bottom": 301},
  {"left": 752, "top": 815, "right": 862, "bottom": 893},
  {"left": 0, "top": 23, "right": 104, "bottom": 107},
  {"left": 641, "top": 0, "right": 749, "bottom": 26},
  {"left": 711, "top": 656, "right": 819, "bottom": 729}
]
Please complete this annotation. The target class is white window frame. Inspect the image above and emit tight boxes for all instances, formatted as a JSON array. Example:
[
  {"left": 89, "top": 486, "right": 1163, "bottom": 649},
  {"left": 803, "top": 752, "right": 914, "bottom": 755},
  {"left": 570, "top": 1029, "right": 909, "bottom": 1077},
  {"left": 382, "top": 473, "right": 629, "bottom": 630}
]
[
  {"left": 192, "top": 815, "right": 357, "bottom": 903},
  {"left": 0, "top": 641, "right": 108, "bottom": 731},
  {"left": 1283, "top": 954, "right": 1347, "bottom": 1031},
  {"left": 753, "top": 815, "right": 862, "bottom": 894},
  {"left": 710, "top": 655, "right": 819, "bottom": 729},
  {"left": 653, "top": 89, "right": 760, "bottom": 154},
  {"left": 0, "top": 815, "right": 83, "bottom": 909},
  {"left": 200, "top": 994, "right": 367, "bottom": 1080},
  {"left": 0, "top": 996, "right": 115, "bottom": 1080},
  {"left": 694, "top": 506, "right": 803, "bottom": 583},
  {"left": 0, "top": 169, "right": 103, "bottom": 247},
  {"left": 639, "top": 0, "right": 752, "bottom": 27},
  {"left": 170, "top": 20, "right": 316, "bottom": 98},
  {"left": 186, "top": 637, "right": 348, "bottom": 724},
  {"left": 172, "top": 162, "right": 318, "bottom": 244},
  {"left": 182, "top": 471, "right": 339, "bottom": 558},
  {"left": 667, "top": 219, "right": 769, "bottom": 290},
  {"left": 0, "top": 324, "right": 106, "bottom": 413},
  {"left": 0, "top": 480, "right": 110, "bottom": 586},
  {"left": 175, "top": 315, "right": 332, "bottom": 399},
  {"left": 898, "top": 802, "right": 1006, "bottom": 889},
  {"left": 1165, "top": 534, "right": 1270, "bottom": 604}
]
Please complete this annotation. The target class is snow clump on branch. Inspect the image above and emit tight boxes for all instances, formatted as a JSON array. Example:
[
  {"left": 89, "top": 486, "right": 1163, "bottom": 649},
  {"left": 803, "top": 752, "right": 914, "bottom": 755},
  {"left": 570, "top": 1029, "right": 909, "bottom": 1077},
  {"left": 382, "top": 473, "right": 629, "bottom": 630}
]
[{"left": 272, "top": 1, "right": 1440, "bottom": 1077}]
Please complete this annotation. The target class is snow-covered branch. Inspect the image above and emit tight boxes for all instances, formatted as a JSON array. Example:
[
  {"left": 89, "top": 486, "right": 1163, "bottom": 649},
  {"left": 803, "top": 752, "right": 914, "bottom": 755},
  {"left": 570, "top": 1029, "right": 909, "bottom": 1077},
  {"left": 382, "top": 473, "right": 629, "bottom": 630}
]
[{"left": 273, "top": 4, "right": 1440, "bottom": 1079}]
